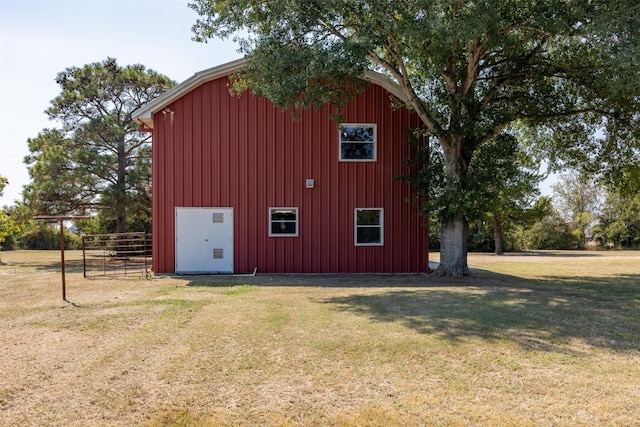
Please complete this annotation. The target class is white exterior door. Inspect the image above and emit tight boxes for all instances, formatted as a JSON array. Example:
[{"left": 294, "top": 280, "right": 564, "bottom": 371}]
[{"left": 175, "top": 207, "right": 234, "bottom": 273}]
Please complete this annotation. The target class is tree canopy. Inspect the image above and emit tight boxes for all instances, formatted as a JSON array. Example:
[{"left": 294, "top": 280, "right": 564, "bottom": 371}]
[
  {"left": 595, "top": 190, "right": 640, "bottom": 249},
  {"left": 23, "top": 58, "right": 175, "bottom": 233},
  {"left": 551, "top": 170, "right": 602, "bottom": 249},
  {"left": 0, "top": 175, "right": 14, "bottom": 262},
  {"left": 0, "top": 175, "right": 7, "bottom": 198},
  {"left": 190, "top": 0, "right": 640, "bottom": 275}
]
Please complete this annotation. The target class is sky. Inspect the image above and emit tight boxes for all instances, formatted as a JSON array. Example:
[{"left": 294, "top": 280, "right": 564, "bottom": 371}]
[{"left": 0, "top": 0, "right": 241, "bottom": 206}]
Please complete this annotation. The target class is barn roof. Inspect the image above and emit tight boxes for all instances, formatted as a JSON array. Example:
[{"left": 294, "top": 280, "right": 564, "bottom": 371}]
[{"left": 132, "top": 57, "right": 408, "bottom": 130}]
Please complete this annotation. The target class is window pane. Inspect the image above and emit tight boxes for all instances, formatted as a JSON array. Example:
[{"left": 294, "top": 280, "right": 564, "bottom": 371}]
[
  {"left": 357, "top": 210, "right": 380, "bottom": 225},
  {"left": 271, "top": 209, "right": 296, "bottom": 221},
  {"left": 270, "top": 208, "right": 298, "bottom": 236},
  {"left": 357, "top": 227, "right": 381, "bottom": 244},
  {"left": 341, "top": 142, "right": 374, "bottom": 160},
  {"left": 340, "top": 125, "right": 375, "bottom": 142},
  {"left": 271, "top": 221, "right": 296, "bottom": 234}
]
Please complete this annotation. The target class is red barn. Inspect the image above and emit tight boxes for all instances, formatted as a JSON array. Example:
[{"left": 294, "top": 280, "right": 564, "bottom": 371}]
[{"left": 133, "top": 59, "right": 428, "bottom": 274}]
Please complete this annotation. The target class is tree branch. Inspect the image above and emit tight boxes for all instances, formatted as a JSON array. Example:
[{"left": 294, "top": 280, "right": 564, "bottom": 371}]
[{"left": 480, "top": 35, "right": 549, "bottom": 110}]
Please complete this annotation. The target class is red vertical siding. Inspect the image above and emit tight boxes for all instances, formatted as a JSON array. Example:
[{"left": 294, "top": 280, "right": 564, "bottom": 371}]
[{"left": 152, "top": 77, "right": 428, "bottom": 273}]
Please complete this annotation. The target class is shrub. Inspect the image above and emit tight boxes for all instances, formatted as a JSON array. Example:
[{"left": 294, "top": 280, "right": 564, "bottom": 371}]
[{"left": 17, "top": 225, "right": 81, "bottom": 250}]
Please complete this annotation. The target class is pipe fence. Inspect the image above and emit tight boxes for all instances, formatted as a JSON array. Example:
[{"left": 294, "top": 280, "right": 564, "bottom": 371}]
[{"left": 82, "top": 232, "right": 151, "bottom": 278}]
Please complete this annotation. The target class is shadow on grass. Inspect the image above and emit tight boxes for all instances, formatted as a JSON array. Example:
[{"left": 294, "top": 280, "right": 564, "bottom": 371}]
[
  {"left": 183, "top": 273, "right": 444, "bottom": 288},
  {"left": 29, "top": 257, "right": 148, "bottom": 276},
  {"left": 11, "top": 251, "right": 638, "bottom": 353},
  {"left": 320, "top": 271, "right": 640, "bottom": 353},
  {"left": 36, "top": 260, "right": 85, "bottom": 270},
  {"left": 181, "top": 269, "right": 640, "bottom": 352},
  {"left": 497, "top": 250, "right": 602, "bottom": 258},
  {"left": 8, "top": 256, "right": 87, "bottom": 273}
]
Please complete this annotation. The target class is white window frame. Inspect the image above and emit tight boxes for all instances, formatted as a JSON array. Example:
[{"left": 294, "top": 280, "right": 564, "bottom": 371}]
[
  {"left": 339, "top": 123, "right": 377, "bottom": 162},
  {"left": 269, "top": 207, "right": 299, "bottom": 237},
  {"left": 354, "top": 208, "right": 384, "bottom": 246}
]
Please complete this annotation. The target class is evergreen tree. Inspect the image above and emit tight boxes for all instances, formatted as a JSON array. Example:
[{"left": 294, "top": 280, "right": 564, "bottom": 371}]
[{"left": 24, "top": 58, "right": 174, "bottom": 233}]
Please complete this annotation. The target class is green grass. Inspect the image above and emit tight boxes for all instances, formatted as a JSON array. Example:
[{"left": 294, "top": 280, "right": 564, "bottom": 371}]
[
  {"left": 0, "top": 250, "right": 639, "bottom": 426},
  {"left": 222, "top": 284, "right": 259, "bottom": 296}
]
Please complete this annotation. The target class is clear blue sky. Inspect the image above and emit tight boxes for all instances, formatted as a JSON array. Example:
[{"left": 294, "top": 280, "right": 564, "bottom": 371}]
[{"left": 0, "top": 0, "right": 241, "bottom": 206}]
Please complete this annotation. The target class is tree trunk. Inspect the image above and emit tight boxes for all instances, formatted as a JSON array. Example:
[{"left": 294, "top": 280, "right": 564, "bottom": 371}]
[
  {"left": 493, "top": 213, "right": 504, "bottom": 255},
  {"left": 436, "top": 136, "right": 472, "bottom": 277},
  {"left": 116, "top": 138, "right": 127, "bottom": 234},
  {"left": 436, "top": 215, "right": 470, "bottom": 276},
  {"left": 116, "top": 198, "right": 126, "bottom": 234}
]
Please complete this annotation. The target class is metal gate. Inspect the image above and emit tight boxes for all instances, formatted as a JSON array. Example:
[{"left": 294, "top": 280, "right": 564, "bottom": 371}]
[{"left": 82, "top": 232, "right": 151, "bottom": 278}]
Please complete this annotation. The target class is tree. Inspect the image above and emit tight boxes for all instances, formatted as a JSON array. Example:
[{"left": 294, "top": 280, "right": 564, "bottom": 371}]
[
  {"left": 466, "top": 134, "right": 543, "bottom": 254},
  {"left": 0, "top": 202, "right": 62, "bottom": 250},
  {"left": 24, "top": 129, "right": 96, "bottom": 215},
  {"left": 604, "top": 164, "right": 640, "bottom": 199},
  {"left": 190, "top": 0, "right": 640, "bottom": 275},
  {"left": 551, "top": 171, "right": 602, "bottom": 249},
  {"left": 594, "top": 190, "right": 640, "bottom": 249},
  {"left": 522, "top": 214, "right": 579, "bottom": 250},
  {"left": 0, "top": 174, "right": 7, "bottom": 196},
  {"left": 23, "top": 58, "right": 174, "bottom": 233},
  {"left": 0, "top": 211, "right": 16, "bottom": 262},
  {"left": 509, "top": 195, "right": 557, "bottom": 250},
  {"left": 0, "top": 175, "right": 16, "bottom": 262},
  {"left": 401, "top": 132, "right": 543, "bottom": 255}
]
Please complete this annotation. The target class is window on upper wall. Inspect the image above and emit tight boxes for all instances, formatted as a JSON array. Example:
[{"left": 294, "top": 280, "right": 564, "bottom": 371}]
[
  {"left": 339, "top": 124, "right": 377, "bottom": 161},
  {"left": 269, "top": 207, "right": 298, "bottom": 237},
  {"left": 355, "top": 208, "right": 383, "bottom": 246}
]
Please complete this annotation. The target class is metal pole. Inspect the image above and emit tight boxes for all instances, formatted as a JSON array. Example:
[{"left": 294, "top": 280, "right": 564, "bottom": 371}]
[
  {"left": 33, "top": 216, "right": 89, "bottom": 302},
  {"left": 59, "top": 220, "right": 66, "bottom": 301},
  {"left": 82, "top": 235, "right": 87, "bottom": 279}
]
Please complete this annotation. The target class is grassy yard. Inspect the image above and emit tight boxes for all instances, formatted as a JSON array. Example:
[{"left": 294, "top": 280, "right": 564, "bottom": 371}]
[{"left": 0, "top": 250, "right": 639, "bottom": 426}]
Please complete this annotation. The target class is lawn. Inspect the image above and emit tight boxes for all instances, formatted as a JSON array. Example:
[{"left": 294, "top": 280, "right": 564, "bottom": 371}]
[{"left": 1, "top": 250, "right": 639, "bottom": 426}]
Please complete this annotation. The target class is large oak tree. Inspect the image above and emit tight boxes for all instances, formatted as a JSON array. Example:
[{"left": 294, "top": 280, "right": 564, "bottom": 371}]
[
  {"left": 190, "top": 0, "right": 640, "bottom": 275},
  {"left": 24, "top": 58, "right": 174, "bottom": 233}
]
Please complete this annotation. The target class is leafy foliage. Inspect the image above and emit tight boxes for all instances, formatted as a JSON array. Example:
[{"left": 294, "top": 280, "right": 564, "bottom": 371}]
[
  {"left": 23, "top": 58, "right": 174, "bottom": 233},
  {"left": 551, "top": 171, "right": 602, "bottom": 249},
  {"left": 0, "top": 202, "right": 84, "bottom": 250},
  {"left": 521, "top": 214, "right": 580, "bottom": 250},
  {"left": 594, "top": 190, "right": 640, "bottom": 249},
  {"left": 0, "top": 175, "right": 16, "bottom": 259},
  {"left": 23, "top": 129, "right": 97, "bottom": 215},
  {"left": 16, "top": 225, "right": 80, "bottom": 250},
  {"left": 0, "top": 210, "right": 17, "bottom": 260},
  {"left": 0, "top": 174, "right": 7, "bottom": 197},
  {"left": 401, "top": 131, "right": 544, "bottom": 253},
  {"left": 605, "top": 164, "right": 640, "bottom": 198}
]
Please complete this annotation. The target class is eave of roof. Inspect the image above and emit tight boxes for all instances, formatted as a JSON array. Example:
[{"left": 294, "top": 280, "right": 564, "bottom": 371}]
[{"left": 132, "top": 57, "right": 409, "bottom": 130}]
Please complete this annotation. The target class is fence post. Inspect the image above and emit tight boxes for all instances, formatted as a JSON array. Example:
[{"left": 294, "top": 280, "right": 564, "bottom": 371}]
[
  {"left": 33, "top": 215, "right": 89, "bottom": 302},
  {"left": 82, "top": 235, "right": 87, "bottom": 279}
]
